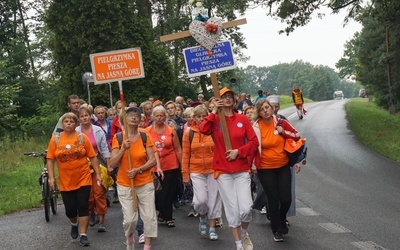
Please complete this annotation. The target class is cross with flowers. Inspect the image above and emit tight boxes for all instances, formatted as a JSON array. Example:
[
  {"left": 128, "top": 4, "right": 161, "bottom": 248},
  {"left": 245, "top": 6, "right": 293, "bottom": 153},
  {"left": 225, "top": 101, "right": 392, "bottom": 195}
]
[{"left": 160, "top": 0, "right": 246, "bottom": 150}]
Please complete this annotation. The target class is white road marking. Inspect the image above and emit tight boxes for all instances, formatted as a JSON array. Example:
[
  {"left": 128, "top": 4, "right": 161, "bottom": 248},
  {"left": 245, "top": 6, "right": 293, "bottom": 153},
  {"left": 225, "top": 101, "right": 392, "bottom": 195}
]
[
  {"left": 318, "top": 222, "right": 352, "bottom": 233},
  {"left": 351, "top": 241, "right": 389, "bottom": 250},
  {"left": 297, "top": 207, "right": 320, "bottom": 216}
]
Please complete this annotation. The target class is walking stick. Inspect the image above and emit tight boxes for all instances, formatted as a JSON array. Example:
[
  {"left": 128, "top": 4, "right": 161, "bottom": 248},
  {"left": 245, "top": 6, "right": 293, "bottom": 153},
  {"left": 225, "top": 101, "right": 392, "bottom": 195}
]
[{"left": 118, "top": 80, "right": 137, "bottom": 212}]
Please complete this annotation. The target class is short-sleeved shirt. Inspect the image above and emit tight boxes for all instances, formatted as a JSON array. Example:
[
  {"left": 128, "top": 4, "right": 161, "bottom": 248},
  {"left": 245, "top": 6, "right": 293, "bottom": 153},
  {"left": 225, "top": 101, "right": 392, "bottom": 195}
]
[
  {"left": 47, "top": 132, "right": 96, "bottom": 191},
  {"left": 111, "top": 132, "right": 154, "bottom": 187},
  {"left": 258, "top": 120, "right": 288, "bottom": 169}
]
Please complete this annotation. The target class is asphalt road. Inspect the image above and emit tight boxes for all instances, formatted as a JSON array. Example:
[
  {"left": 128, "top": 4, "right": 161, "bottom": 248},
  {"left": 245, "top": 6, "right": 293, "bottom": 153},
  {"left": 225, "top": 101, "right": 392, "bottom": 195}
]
[{"left": 1, "top": 99, "right": 399, "bottom": 250}]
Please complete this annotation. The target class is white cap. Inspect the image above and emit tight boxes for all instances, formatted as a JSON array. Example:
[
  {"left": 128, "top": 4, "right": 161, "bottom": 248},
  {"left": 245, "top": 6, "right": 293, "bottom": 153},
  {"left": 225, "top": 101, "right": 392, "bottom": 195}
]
[{"left": 267, "top": 95, "right": 280, "bottom": 104}]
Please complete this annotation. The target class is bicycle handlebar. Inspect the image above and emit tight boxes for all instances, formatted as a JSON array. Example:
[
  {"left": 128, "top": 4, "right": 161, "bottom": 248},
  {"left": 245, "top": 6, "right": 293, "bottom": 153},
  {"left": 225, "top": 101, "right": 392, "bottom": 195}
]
[{"left": 24, "top": 152, "right": 47, "bottom": 157}]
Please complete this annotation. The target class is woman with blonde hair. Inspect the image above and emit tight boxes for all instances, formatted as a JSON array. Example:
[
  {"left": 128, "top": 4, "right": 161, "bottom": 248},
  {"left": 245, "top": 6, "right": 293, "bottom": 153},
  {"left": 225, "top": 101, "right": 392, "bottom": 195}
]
[
  {"left": 252, "top": 98, "right": 300, "bottom": 242},
  {"left": 47, "top": 112, "right": 102, "bottom": 246},
  {"left": 182, "top": 105, "right": 222, "bottom": 241}
]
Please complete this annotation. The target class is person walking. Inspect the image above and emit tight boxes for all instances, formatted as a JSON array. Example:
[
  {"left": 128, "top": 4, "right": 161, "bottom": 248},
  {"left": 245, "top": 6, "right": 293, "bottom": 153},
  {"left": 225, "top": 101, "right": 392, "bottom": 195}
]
[
  {"left": 76, "top": 105, "right": 111, "bottom": 233},
  {"left": 292, "top": 84, "right": 307, "bottom": 119},
  {"left": 146, "top": 105, "right": 182, "bottom": 228},
  {"left": 182, "top": 104, "right": 222, "bottom": 241},
  {"left": 109, "top": 106, "right": 158, "bottom": 250},
  {"left": 47, "top": 112, "right": 102, "bottom": 246},
  {"left": 199, "top": 87, "right": 259, "bottom": 250},
  {"left": 109, "top": 100, "right": 123, "bottom": 203},
  {"left": 252, "top": 98, "right": 301, "bottom": 242}
]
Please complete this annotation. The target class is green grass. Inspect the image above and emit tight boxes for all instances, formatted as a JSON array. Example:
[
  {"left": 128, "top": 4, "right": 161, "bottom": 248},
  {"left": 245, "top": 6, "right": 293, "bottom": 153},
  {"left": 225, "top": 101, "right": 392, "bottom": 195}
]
[
  {"left": 346, "top": 98, "right": 400, "bottom": 163},
  {"left": 0, "top": 138, "right": 49, "bottom": 215}
]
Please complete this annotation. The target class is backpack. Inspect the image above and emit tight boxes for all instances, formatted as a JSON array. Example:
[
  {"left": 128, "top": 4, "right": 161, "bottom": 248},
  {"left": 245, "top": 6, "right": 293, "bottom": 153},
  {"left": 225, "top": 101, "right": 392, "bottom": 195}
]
[
  {"left": 277, "top": 119, "right": 307, "bottom": 166},
  {"left": 188, "top": 129, "right": 214, "bottom": 145},
  {"left": 55, "top": 132, "right": 84, "bottom": 145},
  {"left": 116, "top": 131, "right": 147, "bottom": 150}
]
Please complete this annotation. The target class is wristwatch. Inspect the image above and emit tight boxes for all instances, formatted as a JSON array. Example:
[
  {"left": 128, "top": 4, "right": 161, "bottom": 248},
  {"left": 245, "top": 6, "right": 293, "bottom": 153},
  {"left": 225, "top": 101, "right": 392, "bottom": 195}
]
[{"left": 138, "top": 168, "right": 143, "bottom": 174}]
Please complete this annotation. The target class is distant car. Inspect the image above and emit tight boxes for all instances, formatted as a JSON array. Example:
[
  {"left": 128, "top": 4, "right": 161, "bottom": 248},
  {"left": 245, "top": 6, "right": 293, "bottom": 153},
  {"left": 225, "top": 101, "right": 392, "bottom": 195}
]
[
  {"left": 333, "top": 90, "right": 344, "bottom": 100},
  {"left": 359, "top": 88, "right": 366, "bottom": 98}
]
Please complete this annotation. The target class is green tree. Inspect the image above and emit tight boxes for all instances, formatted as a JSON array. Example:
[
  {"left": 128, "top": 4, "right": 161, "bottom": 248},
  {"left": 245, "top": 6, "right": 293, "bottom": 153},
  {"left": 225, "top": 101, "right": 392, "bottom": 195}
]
[{"left": 44, "top": 0, "right": 174, "bottom": 109}]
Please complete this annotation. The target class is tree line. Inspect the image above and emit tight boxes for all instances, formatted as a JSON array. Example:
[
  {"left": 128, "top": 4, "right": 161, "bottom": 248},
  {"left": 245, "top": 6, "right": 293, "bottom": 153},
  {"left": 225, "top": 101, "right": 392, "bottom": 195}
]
[{"left": 0, "top": 0, "right": 398, "bottom": 140}]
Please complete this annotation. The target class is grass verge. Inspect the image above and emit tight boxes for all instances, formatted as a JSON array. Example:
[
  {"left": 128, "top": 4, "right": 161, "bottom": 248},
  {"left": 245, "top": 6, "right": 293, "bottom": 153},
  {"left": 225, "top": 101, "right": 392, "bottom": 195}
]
[
  {"left": 346, "top": 98, "right": 400, "bottom": 163},
  {"left": 0, "top": 138, "right": 49, "bottom": 215}
]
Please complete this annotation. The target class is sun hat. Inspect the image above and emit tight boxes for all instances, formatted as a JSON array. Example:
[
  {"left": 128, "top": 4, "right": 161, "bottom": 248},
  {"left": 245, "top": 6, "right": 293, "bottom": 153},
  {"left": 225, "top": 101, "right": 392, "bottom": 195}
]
[{"left": 267, "top": 95, "right": 280, "bottom": 104}]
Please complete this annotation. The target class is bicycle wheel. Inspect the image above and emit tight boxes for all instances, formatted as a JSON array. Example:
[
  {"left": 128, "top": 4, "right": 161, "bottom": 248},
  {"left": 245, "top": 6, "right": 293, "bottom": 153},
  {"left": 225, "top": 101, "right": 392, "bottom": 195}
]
[
  {"left": 42, "top": 176, "right": 51, "bottom": 222},
  {"left": 50, "top": 187, "right": 58, "bottom": 215}
]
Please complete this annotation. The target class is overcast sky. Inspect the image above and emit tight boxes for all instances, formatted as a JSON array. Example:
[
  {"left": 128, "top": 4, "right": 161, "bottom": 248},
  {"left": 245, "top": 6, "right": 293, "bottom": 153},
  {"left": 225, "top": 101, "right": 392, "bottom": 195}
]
[{"left": 238, "top": 7, "right": 362, "bottom": 69}]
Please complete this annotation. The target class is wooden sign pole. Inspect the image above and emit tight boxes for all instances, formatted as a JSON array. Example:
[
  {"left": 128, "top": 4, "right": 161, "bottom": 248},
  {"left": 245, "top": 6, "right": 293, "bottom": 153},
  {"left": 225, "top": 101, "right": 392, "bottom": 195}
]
[{"left": 159, "top": 18, "right": 246, "bottom": 150}]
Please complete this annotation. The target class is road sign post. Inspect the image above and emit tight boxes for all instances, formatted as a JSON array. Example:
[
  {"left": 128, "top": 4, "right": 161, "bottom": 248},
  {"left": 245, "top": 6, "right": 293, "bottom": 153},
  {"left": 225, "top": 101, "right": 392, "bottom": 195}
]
[{"left": 89, "top": 47, "right": 145, "bottom": 211}]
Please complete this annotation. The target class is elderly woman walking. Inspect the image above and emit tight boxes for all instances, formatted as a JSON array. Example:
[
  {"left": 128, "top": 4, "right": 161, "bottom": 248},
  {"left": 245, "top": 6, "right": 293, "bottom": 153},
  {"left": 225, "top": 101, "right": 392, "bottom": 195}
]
[
  {"left": 146, "top": 105, "right": 182, "bottom": 228},
  {"left": 110, "top": 107, "right": 158, "bottom": 250},
  {"left": 182, "top": 104, "right": 222, "bottom": 241}
]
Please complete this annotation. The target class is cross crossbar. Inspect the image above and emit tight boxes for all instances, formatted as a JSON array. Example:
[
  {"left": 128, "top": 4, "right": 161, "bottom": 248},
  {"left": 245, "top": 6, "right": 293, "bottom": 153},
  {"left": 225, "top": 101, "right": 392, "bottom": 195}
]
[
  {"left": 159, "top": 17, "right": 248, "bottom": 150},
  {"left": 160, "top": 18, "right": 247, "bottom": 42}
]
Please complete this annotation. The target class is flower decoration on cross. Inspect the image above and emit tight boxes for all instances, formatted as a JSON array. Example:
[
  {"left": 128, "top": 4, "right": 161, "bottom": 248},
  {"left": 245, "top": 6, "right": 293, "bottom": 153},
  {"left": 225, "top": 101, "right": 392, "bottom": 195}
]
[{"left": 188, "top": 0, "right": 222, "bottom": 56}]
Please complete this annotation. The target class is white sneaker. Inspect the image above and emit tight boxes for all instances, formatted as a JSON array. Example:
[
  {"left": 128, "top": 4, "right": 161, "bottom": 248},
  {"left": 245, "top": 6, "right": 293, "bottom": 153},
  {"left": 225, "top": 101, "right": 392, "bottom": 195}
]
[
  {"left": 209, "top": 231, "right": 218, "bottom": 241},
  {"left": 199, "top": 221, "right": 207, "bottom": 236},
  {"left": 260, "top": 206, "right": 267, "bottom": 214},
  {"left": 241, "top": 233, "right": 253, "bottom": 250}
]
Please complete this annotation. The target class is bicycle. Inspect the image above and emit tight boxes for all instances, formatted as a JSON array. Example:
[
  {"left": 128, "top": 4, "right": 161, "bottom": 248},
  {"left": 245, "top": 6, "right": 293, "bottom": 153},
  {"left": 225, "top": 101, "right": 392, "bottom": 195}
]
[{"left": 24, "top": 151, "right": 59, "bottom": 222}]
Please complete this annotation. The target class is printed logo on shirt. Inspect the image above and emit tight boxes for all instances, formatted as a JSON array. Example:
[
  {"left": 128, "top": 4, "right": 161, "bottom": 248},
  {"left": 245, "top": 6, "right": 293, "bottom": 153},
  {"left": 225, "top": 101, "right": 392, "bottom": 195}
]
[{"left": 237, "top": 122, "right": 243, "bottom": 128}]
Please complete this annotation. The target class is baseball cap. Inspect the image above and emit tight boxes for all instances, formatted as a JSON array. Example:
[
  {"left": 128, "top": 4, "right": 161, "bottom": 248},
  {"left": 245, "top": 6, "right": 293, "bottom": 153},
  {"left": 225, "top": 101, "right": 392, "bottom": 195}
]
[
  {"left": 126, "top": 106, "right": 142, "bottom": 116},
  {"left": 219, "top": 87, "right": 235, "bottom": 97}
]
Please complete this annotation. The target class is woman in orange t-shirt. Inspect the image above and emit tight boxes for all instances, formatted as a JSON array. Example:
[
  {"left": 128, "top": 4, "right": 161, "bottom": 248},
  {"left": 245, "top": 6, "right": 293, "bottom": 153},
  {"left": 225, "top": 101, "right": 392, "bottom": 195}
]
[
  {"left": 110, "top": 107, "right": 158, "bottom": 250},
  {"left": 47, "top": 112, "right": 101, "bottom": 247},
  {"left": 252, "top": 99, "right": 300, "bottom": 242}
]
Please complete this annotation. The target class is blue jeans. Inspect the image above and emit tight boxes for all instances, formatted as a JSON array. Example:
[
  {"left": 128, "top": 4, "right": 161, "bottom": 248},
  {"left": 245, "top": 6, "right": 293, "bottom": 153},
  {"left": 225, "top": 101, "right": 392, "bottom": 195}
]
[{"left": 136, "top": 212, "right": 143, "bottom": 236}]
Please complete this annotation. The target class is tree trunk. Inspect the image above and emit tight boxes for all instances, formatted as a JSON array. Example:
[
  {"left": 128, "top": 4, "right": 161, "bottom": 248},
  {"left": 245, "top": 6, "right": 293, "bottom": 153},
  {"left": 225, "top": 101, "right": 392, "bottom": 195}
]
[
  {"left": 17, "top": 0, "right": 38, "bottom": 80},
  {"left": 385, "top": 25, "right": 396, "bottom": 114}
]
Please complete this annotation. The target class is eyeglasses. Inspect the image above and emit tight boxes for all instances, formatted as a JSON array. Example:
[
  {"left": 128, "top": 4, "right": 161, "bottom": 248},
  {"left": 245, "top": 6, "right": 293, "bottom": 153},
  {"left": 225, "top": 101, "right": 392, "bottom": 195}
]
[
  {"left": 126, "top": 114, "right": 140, "bottom": 119},
  {"left": 221, "top": 94, "right": 233, "bottom": 99}
]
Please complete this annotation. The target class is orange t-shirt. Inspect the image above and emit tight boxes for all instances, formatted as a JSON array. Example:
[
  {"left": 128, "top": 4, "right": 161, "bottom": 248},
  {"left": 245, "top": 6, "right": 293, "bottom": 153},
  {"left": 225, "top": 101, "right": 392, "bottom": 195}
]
[
  {"left": 146, "top": 125, "right": 179, "bottom": 171},
  {"left": 111, "top": 131, "right": 154, "bottom": 187},
  {"left": 258, "top": 119, "right": 289, "bottom": 169},
  {"left": 47, "top": 132, "right": 96, "bottom": 191}
]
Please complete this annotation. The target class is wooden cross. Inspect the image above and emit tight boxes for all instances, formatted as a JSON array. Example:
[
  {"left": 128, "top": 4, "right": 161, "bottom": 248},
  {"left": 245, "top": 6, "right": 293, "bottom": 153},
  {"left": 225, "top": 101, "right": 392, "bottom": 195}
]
[{"left": 160, "top": 18, "right": 247, "bottom": 150}]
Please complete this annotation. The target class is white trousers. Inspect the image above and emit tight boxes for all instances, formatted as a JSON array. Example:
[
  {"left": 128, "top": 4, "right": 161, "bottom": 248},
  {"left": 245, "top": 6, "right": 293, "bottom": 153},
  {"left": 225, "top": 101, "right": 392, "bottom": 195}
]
[
  {"left": 117, "top": 183, "right": 157, "bottom": 238},
  {"left": 190, "top": 173, "right": 222, "bottom": 219},
  {"left": 216, "top": 172, "right": 253, "bottom": 228}
]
